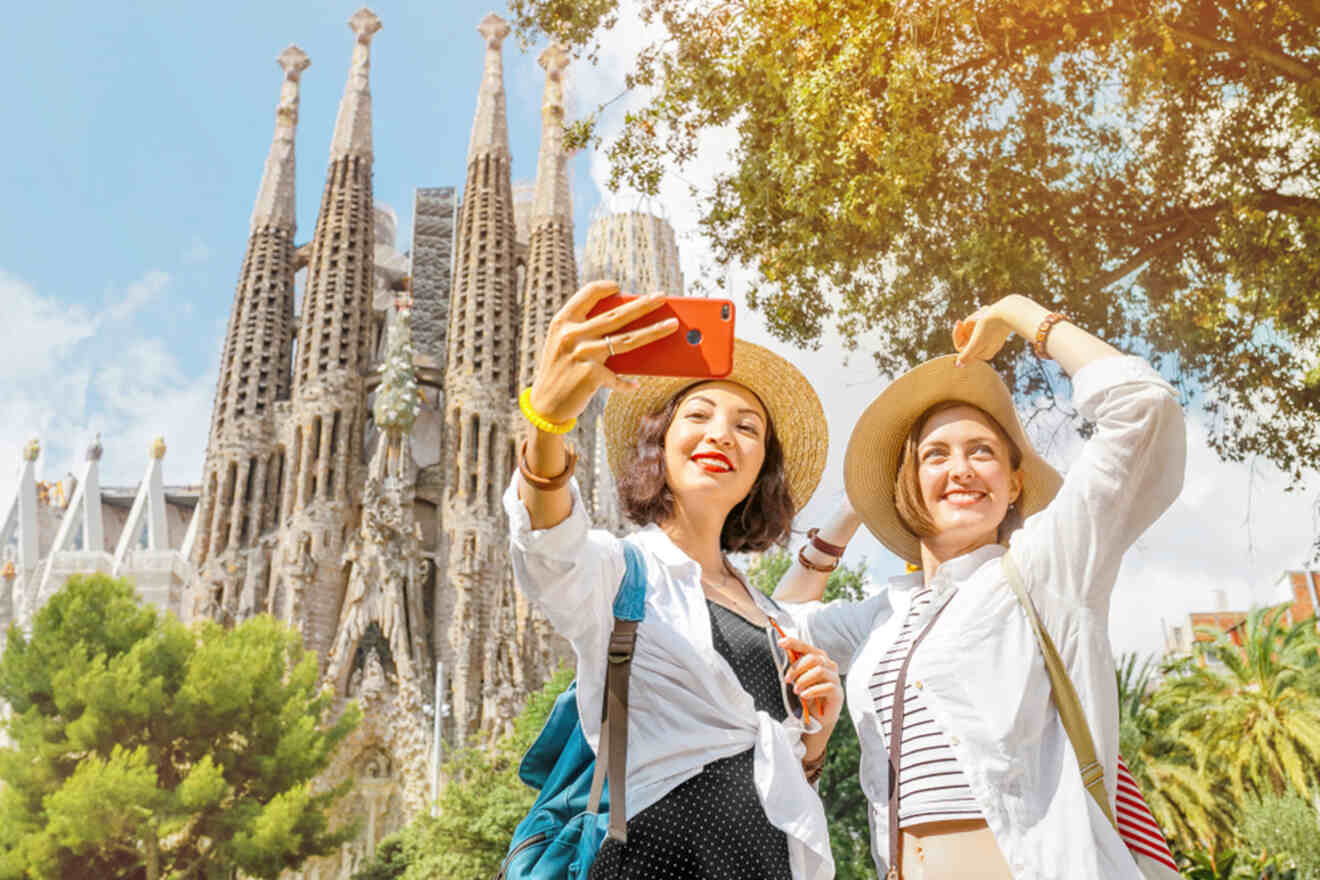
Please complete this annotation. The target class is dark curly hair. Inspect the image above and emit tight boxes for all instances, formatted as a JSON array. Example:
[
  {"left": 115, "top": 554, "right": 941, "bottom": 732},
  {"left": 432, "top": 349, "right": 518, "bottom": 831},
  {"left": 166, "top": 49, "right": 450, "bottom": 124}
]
[{"left": 616, "top": 386, "right": 796, "bottom": 553}]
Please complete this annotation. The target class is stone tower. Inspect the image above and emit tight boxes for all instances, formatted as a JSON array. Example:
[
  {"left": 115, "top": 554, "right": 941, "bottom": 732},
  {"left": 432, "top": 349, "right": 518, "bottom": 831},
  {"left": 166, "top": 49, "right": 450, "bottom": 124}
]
[
  {"left": 582, "top": 210, "right": 685, "bottom": 297},
  {"left": 440, "top": 12, "right": 529, "bottom": 741},
  {"left": 192, "top": 46, "right": 309, "bottom": 615},
  {"left": 269, "top": 9, "right": 382, "bottom": 663},
  {"left": 516, "top": 44, "right": 602, "bottom": 518}
]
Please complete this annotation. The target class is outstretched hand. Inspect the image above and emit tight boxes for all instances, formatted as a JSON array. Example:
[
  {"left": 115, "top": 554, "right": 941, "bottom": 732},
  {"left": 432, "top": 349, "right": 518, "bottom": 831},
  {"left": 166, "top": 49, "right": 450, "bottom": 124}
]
[
  {"left": 529, "top": 280, "right": 679, "bottom": 423},
  {"left": 952, "top": 300, "right": 1018, "bottom": 367}
]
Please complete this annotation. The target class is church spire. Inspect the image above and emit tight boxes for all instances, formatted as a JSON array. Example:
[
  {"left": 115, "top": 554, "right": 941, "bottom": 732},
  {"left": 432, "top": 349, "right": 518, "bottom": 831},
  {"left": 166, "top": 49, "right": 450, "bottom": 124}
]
[
  {"left": 270, "top": 7, "right": 381, "bottom": 665},
  {"left": 192, "top": 46, "right": 308, "bottom": 588},
  {"left": 250, "top": 46, "right": 310, "bottom": 232},
  {"left": 530, "top": 43, "right": 573, "bottom": 226},
  {"left": 518, "top": 44, "right": 598, "bottom": 516},
  {"left": 330, "top": 8, "right": 381, "bottom": 161},
  {"left": 466, "top": 13, "right": 511, "bottom": 161}
]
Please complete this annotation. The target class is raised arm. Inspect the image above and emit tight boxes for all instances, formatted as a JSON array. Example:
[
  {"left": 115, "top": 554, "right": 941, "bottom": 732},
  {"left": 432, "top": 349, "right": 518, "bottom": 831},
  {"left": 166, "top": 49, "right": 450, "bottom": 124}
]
[
  {"left": 952, "top": 293, "right": 1122, "bottom": 378},
  {"left": 520, "top": 281, "right": 678, "bottom": 530},
  {"left": 956, "top": 294, "right": 1185, "bottom": 609},
  {"left": 773, "top": 500, "right": 863, "bottom": 603}
]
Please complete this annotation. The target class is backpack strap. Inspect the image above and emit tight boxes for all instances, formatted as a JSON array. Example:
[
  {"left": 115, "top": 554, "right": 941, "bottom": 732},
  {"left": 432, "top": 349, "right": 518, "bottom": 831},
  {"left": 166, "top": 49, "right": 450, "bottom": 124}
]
[
  {"left": 1001, "top": 550, "right": 1117, "bottom": 830},
  {"left": 586, "top": 541, "right": 647, "bottom": 843}
]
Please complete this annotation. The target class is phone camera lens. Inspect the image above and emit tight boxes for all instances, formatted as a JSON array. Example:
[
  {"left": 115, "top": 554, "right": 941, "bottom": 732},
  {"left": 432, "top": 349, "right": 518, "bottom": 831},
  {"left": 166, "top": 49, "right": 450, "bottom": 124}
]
[
  {"left": 721, "top": 304, "right": 731, "bottom": 320},
  {"left": 686, "top": 329, "right": 703, "bottom": 345}
]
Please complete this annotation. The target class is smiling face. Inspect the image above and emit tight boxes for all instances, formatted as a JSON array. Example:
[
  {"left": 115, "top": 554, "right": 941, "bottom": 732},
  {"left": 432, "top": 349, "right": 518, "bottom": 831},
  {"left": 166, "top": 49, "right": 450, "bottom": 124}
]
[
  {"left": 662, "top": 381, "right": 768, "bottom": 514},
  {"left": 912, "top": 404, "right": 1024, "bottom": 557}
]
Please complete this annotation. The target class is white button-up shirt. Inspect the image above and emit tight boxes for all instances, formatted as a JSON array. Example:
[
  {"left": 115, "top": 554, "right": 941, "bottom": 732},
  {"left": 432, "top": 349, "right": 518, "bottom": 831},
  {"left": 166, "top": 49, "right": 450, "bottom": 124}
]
[
  {"left": 504, "top": 482, "right": 836, "bottom": 880},
  {"left": 794, "top": 356, "right": 1186, "bottom": 880}
]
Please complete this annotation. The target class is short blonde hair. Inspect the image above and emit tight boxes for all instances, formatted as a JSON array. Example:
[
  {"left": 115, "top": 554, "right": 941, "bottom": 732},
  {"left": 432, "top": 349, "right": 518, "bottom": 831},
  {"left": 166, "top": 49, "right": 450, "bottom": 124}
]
[{"left": 893, "top": 400, "right": 1025, "bottom": 542}]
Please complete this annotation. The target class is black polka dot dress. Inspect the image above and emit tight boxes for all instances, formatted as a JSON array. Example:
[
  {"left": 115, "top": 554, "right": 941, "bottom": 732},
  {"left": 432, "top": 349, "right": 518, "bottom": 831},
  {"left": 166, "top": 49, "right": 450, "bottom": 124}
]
[{"left": 588, "top": 601, "right": 796, "bottom": 880}]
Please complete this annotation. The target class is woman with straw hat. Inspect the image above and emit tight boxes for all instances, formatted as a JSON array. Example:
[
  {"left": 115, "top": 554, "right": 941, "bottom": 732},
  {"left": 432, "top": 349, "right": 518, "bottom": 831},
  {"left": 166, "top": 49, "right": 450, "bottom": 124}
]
[
  {"left": 504, "top": 280, "right": 842, "bottom": 880},
  {"left": 773, "top": 295, "right": 1186, "bottom": 879}
]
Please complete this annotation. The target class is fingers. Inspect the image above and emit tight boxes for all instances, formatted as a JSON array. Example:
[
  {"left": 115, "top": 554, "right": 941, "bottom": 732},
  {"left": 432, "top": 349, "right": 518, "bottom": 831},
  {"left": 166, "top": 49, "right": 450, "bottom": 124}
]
[
  {"left": 589, "top": 316, "right": 680, "bottom": 363},
  {"left": 561, "top": 279, "right": 622, "bottom": 321},
  {"left": 579, "top": 290, "right": 672, "bottom": 338},
  {"left": 955, "top": 319, "right": 990, "bottom": 367},
  {"left": 597, "top": 366, "right": 640, "bottom": 394},
  {"left": 953, "top": 318, "right": 975, "bottom": 352}
]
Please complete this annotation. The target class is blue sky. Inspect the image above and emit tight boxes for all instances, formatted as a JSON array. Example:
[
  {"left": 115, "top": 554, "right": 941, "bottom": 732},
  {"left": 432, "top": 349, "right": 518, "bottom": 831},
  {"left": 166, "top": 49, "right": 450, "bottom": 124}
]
[{"left": 2, "top": 0, "right": 1316, "bottom": 656}]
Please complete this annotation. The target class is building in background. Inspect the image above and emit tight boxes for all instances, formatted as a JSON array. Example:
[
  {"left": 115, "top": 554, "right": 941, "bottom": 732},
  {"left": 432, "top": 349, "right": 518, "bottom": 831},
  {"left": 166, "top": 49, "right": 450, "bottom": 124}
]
[
  {"left": 1163, "top": 573, "right": 1320, "bottom": 657},
  {"left": 0, "top": 9, "right": 689, "bottom": 878},
  {"left": 582, "top": 208, "right": 684, "bottom": 297}
]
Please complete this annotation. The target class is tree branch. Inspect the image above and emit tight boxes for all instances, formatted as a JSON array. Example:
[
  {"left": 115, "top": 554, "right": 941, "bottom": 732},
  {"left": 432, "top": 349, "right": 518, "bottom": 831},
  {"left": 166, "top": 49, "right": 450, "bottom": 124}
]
[
  {"left": 1092, "top": 220, "right": 1206, "bottom": 290},
  {"left": 1164, "top": 22, "right": 1320, "bottom": 82}
]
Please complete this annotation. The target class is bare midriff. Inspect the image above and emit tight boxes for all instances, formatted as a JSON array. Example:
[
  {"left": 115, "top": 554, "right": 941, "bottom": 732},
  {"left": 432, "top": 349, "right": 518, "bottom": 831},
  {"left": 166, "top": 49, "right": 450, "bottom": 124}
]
[{"left": 898, "top": 819, "right": 1013, "bottom": 880}]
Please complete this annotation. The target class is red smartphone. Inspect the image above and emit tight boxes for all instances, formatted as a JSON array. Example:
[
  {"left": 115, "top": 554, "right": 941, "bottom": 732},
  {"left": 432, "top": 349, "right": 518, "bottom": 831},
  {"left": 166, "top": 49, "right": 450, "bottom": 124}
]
[{"left": 586, "top": 294, "right": 736, "bottom": 378}]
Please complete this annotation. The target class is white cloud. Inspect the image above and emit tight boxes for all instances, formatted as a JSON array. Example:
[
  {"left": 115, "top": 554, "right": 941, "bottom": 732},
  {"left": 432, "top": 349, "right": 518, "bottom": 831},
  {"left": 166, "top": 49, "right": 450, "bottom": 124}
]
[
  {"left": 0, "top": 271, "right": 96, "bottom": 381},
  {"left": 104, "top": 269, "right": 171, "bottom": 325},
  {"left": 580, "top": 14, "right": 1320, "bottom": 661},
  {"left": 0, "top": 270, "right": 215, "bottom": 515}
]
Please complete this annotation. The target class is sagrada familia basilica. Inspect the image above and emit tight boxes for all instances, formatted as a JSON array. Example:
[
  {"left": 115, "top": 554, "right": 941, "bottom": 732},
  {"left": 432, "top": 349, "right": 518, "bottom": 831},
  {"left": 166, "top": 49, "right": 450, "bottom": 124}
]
[{"left": 0, "top": 8, "right": 683, "bottom": 876}]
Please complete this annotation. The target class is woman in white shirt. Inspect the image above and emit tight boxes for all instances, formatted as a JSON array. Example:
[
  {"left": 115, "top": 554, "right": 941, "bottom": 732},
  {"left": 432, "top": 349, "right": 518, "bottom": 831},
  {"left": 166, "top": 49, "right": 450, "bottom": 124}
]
[
  {"left": 506, "top": 280, "right": 845, "bottom": 880},
  {"left": 775, "top": 295, "right": 1186, "bottom": 880}
]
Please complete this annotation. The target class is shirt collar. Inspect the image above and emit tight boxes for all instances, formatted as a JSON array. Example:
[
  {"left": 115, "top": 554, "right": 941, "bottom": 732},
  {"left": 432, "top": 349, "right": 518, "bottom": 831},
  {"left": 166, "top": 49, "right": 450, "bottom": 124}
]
[
  {"left": 629, "top": 524, "right": 785, "bottom": 615},
  {"left": 887, "top": 543, "right": 1006, "bottom": 592},
  {"left": 931, "top": 542, "right": 1006, "bottom": 584},
  {"left": 630, "top": 523, "right": 701, "bottom": 574}
]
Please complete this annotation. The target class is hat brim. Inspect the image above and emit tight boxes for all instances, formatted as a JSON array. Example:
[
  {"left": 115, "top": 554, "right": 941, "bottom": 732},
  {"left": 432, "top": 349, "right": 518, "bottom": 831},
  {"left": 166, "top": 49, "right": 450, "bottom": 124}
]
[
  {"left": 843, "top": 355, "right": 1063, "bottom": 564},
  {"left": 602, "top": 339, "right": 828, "bottom": 513}
]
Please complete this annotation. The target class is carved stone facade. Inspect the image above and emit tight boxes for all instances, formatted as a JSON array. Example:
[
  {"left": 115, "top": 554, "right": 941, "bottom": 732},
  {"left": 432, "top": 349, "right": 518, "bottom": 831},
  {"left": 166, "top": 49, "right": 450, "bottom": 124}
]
[{"left": 582, "top": 209, "right": 685, "bottom": 298}]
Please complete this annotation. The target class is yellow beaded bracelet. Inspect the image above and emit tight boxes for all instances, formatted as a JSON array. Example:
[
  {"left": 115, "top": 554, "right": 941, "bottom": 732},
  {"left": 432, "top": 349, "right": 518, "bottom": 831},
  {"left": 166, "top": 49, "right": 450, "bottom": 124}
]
[{"left": 518, "top": 387, "right": 576, "bottom": 435}]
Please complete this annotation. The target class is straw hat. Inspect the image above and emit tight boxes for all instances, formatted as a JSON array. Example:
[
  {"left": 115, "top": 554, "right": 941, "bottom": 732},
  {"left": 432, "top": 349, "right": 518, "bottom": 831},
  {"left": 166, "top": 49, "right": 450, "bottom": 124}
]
[
  {"left": 844, "top": 355, "right": 1063, "bottom": 564},
  {"left": 602, "top": 339, "right": 828, "bottom": 512}
]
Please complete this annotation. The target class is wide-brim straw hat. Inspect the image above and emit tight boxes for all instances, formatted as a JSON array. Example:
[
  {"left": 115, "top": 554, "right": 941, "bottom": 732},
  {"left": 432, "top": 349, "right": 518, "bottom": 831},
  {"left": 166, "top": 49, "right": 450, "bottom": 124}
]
[
  {"left": 602, "top": 339, "right": 828, "bottom": 513},
  {"left": 844, "top": 354, "right": 1063, "bottom": 564}
]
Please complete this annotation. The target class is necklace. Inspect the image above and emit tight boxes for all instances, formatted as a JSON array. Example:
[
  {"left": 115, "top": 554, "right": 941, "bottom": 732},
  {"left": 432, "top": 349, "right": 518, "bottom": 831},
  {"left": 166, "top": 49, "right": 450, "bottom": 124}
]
[{"left": 700, "top": 557, "right": 766, "bottom": 624}]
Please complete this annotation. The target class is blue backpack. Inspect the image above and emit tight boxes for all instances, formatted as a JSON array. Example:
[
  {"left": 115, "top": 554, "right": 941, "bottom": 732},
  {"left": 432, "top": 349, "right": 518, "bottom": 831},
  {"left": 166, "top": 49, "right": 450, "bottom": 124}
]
[{"left": 496, "top": 542, "right": 647, "bottom": 880}]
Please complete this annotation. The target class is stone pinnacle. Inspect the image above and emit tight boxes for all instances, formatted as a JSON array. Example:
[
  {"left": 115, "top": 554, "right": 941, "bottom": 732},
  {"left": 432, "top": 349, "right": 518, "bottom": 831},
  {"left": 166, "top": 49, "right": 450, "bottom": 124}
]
[
  {"left": 477, "top": 12, "right": 510, "bottom": 48},
  {"left": 278, "top": 45, "right": 310, "bottom": 79}
]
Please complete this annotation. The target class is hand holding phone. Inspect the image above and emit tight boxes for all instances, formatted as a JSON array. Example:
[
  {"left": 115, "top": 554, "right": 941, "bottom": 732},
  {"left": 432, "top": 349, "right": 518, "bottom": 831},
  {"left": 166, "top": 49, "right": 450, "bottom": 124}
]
[{"left": 586, "top": 293, "right": 736, "bottom": 379}]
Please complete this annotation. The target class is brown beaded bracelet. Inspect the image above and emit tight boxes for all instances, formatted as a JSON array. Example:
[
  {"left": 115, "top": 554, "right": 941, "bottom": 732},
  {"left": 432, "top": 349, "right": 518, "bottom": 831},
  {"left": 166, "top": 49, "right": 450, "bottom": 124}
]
[
  {"left": 518, "top": 439, "right": 577, "bottom": 490},
  {"left": 1032, "top": 312, "right": 1067, "bottom": 360},
  {"left": 797, "top": 543, "right": 839, "bottom": 573},
  {"left": 807, "top": 527, "right": 847, "bottom": 558}
]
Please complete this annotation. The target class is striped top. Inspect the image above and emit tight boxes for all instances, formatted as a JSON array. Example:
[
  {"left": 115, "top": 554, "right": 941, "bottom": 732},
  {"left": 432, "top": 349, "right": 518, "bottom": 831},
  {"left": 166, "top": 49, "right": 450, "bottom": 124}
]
[{"left": 869, "top": 586, "right": 982, "bottom": 827}]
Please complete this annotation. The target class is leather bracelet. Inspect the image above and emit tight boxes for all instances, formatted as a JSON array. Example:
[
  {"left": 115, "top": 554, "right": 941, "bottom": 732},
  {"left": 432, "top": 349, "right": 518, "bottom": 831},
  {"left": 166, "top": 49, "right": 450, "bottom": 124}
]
[
  {"left": 518, "top": 387, "right": 576, "bottom": 435},
  {"left": 1032, "top": 312, "right": 1067, "bottom": 360},
  {"left": 807, "top": 527, "right": 847, "bottom": 558},
  {"left": 802, "top": 750, "right": 826, "bottom": 785},
  {"left": 797, "top": 543, "right": 838, "bottom": 573},
  {"left": 518, "top": 439, "right": 577, "bottom": 490}
]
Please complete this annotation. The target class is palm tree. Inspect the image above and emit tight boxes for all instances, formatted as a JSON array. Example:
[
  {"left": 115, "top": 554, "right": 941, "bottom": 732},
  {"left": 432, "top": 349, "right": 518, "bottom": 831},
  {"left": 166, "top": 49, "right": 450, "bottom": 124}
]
[
  {"left": 1164, "top": 605, "right": 1320, "bottom": 808},
  {"left": 1116, "top": 653, "right": 1235, "bottom": 853}
]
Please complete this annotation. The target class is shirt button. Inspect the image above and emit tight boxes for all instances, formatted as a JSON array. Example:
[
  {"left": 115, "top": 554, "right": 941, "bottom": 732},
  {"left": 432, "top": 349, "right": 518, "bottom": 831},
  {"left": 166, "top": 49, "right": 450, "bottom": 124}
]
[
  {"left": 950, "top": 735, "right": 960, "bottom": 746},
  {"left": 914, "top": 680, "right": 924, "bottom": 690}
]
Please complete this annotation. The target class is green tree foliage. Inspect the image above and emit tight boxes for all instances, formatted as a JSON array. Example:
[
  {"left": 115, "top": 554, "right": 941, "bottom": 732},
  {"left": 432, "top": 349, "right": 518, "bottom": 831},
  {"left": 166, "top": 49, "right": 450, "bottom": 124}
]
[
  {"left": 1116, "top": 652, "right": 1236, "bottom": 853},
  {"left": 0, "top": 574, "right": 360, "bottom": 880},
  {"left": 1164, "top": 606, "right": 1320, "bottom": 806},
  {"left": 746, "top": 548, "right": 877, "bottom": 880},
  {"left": 352, "top": 665, "right": 576, "bottom": 880},
  {"left": 511, "top": 0, "right": 1320, "bottom": 478},
  {"left": 1242, "top": 791, "right": 1320, "bottom": 879}
]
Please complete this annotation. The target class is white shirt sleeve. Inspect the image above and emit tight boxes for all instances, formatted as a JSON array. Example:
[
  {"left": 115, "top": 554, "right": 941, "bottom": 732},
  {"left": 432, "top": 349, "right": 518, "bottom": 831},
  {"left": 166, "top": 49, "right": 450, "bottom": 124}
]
[
  {"left": 502, "top": 474, "right": 627, "bottom": 649},
  {"left": 784, "top": 591, "right": 893, "bottom": 675},
  {"left": 1011, "top": 355, "right": 1186, "bottom": 611}
]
